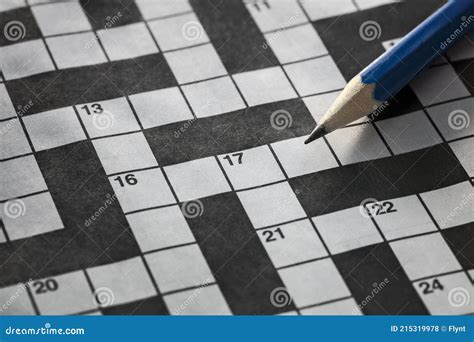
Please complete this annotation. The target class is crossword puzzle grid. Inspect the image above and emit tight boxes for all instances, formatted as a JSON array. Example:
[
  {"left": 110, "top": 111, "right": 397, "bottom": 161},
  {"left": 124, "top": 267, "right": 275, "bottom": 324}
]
[{"left": 0, "top": 0, "right": 473, "bottom": 316}]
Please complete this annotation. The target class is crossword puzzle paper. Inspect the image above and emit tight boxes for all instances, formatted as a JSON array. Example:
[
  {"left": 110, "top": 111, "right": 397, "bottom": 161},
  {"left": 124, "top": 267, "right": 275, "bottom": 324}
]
[{"left": 0, "top": 0, "right": 473, "bottom": 316}]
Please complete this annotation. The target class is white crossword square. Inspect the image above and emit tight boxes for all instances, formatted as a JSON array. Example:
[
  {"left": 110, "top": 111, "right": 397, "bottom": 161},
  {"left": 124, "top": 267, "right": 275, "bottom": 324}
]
[
  {"left": 182, "top": 76, "right": 246, "bottom": 118},
  {"left": 450, "top": 138, "right": 474, "bottom": 177},
  {"left": 32, "top": 2, "right": 91, "bottom": 36},
  {"left": 32, "top": 271, "right": 96, "bottom": 315},
  {"left": 233, "top": 67, "right": 297, "bottom": 106},
  {"left": 410, "top": 64, "right": 470, "bottom": 106},
  {"left": 245, "top": 0, "right": 307, "bottom": 33},
  {"left": 130, "top": 87, "right": 193, "bottom": 129},
  {"left": 165, "top": 44, "right": 227, "bottom": 84},
  {"left": 126, "top": 205, "right": 195, "bottom": 253},
  {"left": 300, "top": 0, "right": 357, "bottom": 21},
  {"left": 301, "top": 298, "right": 361, "bottom": 315},
  {"left": 376, "top": 111, "right": 442, "bottom": 154},
  {"left": 0, "top": 83, "right": 16, "bottom": 120},
  {"left": 146, "top": 244, "right": 214, "bottom": 293},
  {"left": 271, "top": 136, "right": 338, "bottom": 178},
  {"left": 164, "top": 285, "right": 231, "bottom": 315},
  {"left": 98, "top": 23, "right": 159, "bottom": 61},
  {"left": 135, "top": 0, "right": 192, "bottom": 20},
  {"left": 23, "top": 108, "right": 86, "bottom": 152},
  {"left": 76, "top": 98, "right": 140, "bottom": 138},
  {"left": 0, "top": 283, "right": 35, "bottom": 315},
  {"left": 217, "top": 145, "right": 285, "bottom": 190},
  {"left": 109, "top": 168, "right": 175, "bottom": 213},
  {"left": 413, "top": 272, "right": 473, "bottom": 315},
  {"left": 0, "top": 118, "right": 31, "bottom": 160},
  {"left": 264, "top": 23, "right": 327, "bottom": 64},
  {"left": 390, "top": 233, "right": 461, "bottom": 280},
  {"left": 257, "top": 219, "right": 328, "bottom": 268},
  {"left": 426, "top": 98, "right": 474, "bottom": 141},
  {"left": 420, "top": 182, "right": 474, "bottom": 229},
  {"left": 46, "top": 32, "right": 107, "bottom": 69},
  {"left": 325, "top": 124, "right": 390, "bottom": 165},
  {"left": 164, "top": 157, "right": 231, "bottom": 201},
  {"left": 313, "top": 207, "right": 383, "bottom": 254},
  {"left": 1, "top": 156, "right": 47, "bottom": 200},
  {"left": 87, "top": 257, "right": 156, "bottom": 306},
  {"left": 284, "top": 56, "right": 346, "bottom": 97},
  {"left": 0, "top": 40, "right": 55, "bottom": 80},
  {"left": 371, "top": 196, "right": 437, "bottom": 240},
  {"left": 2, "top": 192, "right": 63, "bottom": 241},
  {"left": 279, "top": 258, "right": 351, "bottom": 307},
  {"left": 237, "top": 182, "right": 306, "bottom": 228},
  {"left": 92, "top": 132, "right": 158, "bottom": 175},
  {"left": 149, "top": 13, "right": 209, "bottom": 51},
  {"left": 0, "top": 0, "right": 24, "bottom": 11}
]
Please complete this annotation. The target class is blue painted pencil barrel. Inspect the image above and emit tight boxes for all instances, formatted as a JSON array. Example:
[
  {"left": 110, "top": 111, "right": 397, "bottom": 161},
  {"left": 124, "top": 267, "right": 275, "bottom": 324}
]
[{"left": 361, "top": 0, "right": 474, "bottom": 102}]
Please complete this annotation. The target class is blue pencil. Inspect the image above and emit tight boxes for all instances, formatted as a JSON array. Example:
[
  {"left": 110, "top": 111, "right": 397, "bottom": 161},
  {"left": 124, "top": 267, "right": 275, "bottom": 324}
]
[{"left": 305, "top": 0, "right": 474, "bottom": 144}]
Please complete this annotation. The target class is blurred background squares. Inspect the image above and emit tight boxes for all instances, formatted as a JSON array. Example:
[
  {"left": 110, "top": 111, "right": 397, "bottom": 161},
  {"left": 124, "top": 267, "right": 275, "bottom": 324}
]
[
  {"left": 46, "top": 32, "right": 107, "bottom": 69},
  {"left": 0, "top": 40, "right": 55, "bottom": 80},
  {"left": 98, "top": 23, "right": 159, "bottom": 61},
  {"left": 245, "top": 0, "right": 307, "bottom": 33},
  {"left": 0, "top": 118, "right": 31, "bottom": 160},
  {"left": 23, "top": 107, "right": 86, "bottom": 151},
  {"left": 449, "top": 138, "right": 473, "bottom": 177},
  {"left": 0, "top": 84, "right": 16, "bottom": 119},
  {"left": 300, "top": 0, "right": 357, "bottom": 20},
  {"left": 2, "top": 192, "right": 63, "bottom": 241},
  {"left": 1, "top": 156, "right": 47, "bottom": 200},
  {"left": 31, "top": 2, "right": 91, "bottom": 36}
]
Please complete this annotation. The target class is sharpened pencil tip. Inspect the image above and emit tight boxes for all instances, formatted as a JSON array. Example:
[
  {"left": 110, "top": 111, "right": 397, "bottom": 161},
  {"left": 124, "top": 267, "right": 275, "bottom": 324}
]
[{"left": 304, "top": 125, "right": 327, "bottom": 144}]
